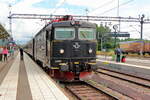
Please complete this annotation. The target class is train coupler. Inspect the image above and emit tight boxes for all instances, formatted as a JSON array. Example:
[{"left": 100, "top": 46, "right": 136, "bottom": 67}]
[
  {"left": 88, "top": 63, "right": 98, "bottom": 71},
  {"left": 59, "top": 63, "right": 69, "bottom": 71}
]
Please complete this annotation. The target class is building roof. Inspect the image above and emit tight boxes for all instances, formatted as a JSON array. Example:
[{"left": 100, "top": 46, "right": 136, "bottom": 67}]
[{"left": 0, "top": 24, "right": 10, "bottom": 39}]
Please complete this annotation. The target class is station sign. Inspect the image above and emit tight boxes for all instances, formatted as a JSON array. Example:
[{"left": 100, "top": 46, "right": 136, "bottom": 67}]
[{"left": 109, "top": 32, "right": 130, "bottom": 37}]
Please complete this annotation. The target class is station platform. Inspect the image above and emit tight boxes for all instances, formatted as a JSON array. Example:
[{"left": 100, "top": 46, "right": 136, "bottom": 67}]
[
  {"left": 0, "top": 52, "right": 69, "bottom": 100},
  {"left": 97, "top": 59, "right": 150, "bottom": 70},
  {"left": 96, "top": 57, "right": 150, "bottom": 80},
  {"left": 97, "top": 55, "right": 150, "bottom": 67}
]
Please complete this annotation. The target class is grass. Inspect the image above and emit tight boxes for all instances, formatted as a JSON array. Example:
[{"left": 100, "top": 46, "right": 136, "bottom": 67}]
[{"left": 96, "top": 51, "right": 114, "bottom": 56}]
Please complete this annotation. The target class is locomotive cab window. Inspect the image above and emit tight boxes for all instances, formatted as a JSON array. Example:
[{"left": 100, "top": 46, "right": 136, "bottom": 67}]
[
  {"left": 55, "top": 28, "right": 75, "bottom": 40},
  {"left": 79, "top": 28, "right": 96, "bottom": 40}
]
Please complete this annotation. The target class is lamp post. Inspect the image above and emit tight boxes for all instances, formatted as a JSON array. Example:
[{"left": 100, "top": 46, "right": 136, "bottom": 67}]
[
  {"left": 85, "top": 8, "right": 89, "bottom": 21},
  {"left": 140, "top": 14, "right": 145, "bottom": 40},
  {"left": 113, "top": 25, "right": 118, "bottom": 48},
  {"left": 140, "top": 14, "right": 145, "bottom": 56},
  {"left": 9, "top": 4, "right": 12, "bottom": 37},
  {"left": 130, "top": 19, "right": 144, "bottom": 56},
  {"left": 117, "top": 0, "right": 121, "bottom": 32}
]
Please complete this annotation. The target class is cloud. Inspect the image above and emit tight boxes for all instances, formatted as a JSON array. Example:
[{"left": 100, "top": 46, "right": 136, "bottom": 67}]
[
  {"left": 66, "top": 0, "right": 112, "bottom": 8},
  {"left": 0, "top": 0, "right": 49, "bottom": 43},
  {"left": 0, "top": 2, "right": 10, "bottom": 31},
  {"left": 7, "top": 0, "right": 71, "bottom": 43},
  {"left": 0, "top": 0, "right": 16, "bottom": 4},
  {"left": 1, "top": 0, "right": 150, "bottom": 44},
  {"left": 55, "top": 0, "right": 65, "bottom": 8}
]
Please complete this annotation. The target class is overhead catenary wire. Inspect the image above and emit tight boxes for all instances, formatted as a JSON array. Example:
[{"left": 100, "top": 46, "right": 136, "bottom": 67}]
[
  {"left": 99, "top": 0, "right": 134, "bottom": 15},
  {"left": 89, "top": 0, "right": 115, "bottom": 14},
  {"left": 8, "top": 13, "right": 150, "bottom": 42},
  {"left": 52, "top": 0, "right": 67, "bottom": 14},
  {"left": 9, "top": 13, "right": 140, "bottom": 21}
]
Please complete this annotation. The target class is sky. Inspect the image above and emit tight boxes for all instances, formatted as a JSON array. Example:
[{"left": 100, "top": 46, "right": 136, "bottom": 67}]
[{"left": 0, "top": 0, "right": 150, "bottom": 44}]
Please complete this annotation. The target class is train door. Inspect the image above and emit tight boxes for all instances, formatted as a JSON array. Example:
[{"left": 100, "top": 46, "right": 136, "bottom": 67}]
[
  {"left": 34, "top": 38, "right": 37, "bottom": 60},
  {"left": 46, "top": 30, "right": 51, "bottom": 67},
  {"left": 32, "top": 38, "right": 35, "bottom": 59},
  {"left": 46, "top": 31, "right": 48, "bottom": 56}
]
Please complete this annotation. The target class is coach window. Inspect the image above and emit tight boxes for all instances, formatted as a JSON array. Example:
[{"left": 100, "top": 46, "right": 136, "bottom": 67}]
[
  {"left": 55, "top": 28, "right": 75, "bottom": 40},
  {"left": 79, "top": 28, "right": 96, "bottom": 40}
]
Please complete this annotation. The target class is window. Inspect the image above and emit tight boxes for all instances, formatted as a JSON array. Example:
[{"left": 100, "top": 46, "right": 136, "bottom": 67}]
[
  {"left": 79, "top": 28, "right": 96, "bottom": 40},
  {"left": 55, "top": 28, "right": 75, "bottom": 40}
]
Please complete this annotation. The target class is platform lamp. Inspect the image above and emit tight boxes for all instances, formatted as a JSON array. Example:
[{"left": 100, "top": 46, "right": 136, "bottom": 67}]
[{"left": 113, "top": 25, "right": 118, "bottom": 48}]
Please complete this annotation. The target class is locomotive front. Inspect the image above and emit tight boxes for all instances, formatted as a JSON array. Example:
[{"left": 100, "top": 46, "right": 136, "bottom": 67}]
[{"left": 51, "top": 20, "right": 97, "bottom": 81}]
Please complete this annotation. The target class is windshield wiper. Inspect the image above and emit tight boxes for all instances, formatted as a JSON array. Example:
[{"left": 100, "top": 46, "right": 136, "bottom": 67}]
[{"left": 81, "top": 32, "right": 87, "bottom": 38}]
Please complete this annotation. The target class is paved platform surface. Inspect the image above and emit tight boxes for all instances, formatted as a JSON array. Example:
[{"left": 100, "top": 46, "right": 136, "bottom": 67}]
[
  {"left": 97, "top": 56, "right": 150, "bottom": 80},
  {"left": 97, "top": 59, "right": 150, "bottom": 70},
  {"left": 0, "top": 52, "right": 69, "bottom": 100},
  {"left": 97, "top": 55, "right": 150, "bottom": 67}
]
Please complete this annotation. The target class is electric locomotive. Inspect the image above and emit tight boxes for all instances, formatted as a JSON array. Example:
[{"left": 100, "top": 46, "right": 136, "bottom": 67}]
[{"left": 25, "top": 15, "right": 97, "bottom": 81}]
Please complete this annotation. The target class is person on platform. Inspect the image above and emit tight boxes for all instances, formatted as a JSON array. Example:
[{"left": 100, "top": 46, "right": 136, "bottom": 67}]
[
  {"left": 115, "top": 46, "right": 122, "bottom": 62},
  {"left": 12, "top": 48, "right": 14, "bottom": 56},
  {"left": 2, "top": 47, "right": 8, "bottom": 61},
  {"left": 10, "top": 47, "right": 15, "bottom": 58},
  {"left": 20, "top": 48, "right": 24, "bottom": 60}
]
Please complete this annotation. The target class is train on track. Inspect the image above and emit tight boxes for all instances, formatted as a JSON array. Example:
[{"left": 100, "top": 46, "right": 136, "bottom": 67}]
[
  {"left": 120, "top": 41, "right": 150, "bottom": 55},
  {"left": 24, "top": 15, "right": 97, "bottom": 81}
]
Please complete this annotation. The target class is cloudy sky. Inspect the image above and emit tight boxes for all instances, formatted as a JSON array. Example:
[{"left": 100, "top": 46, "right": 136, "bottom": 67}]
[{"left": 0, "top": 0, "right": 150, "bottom": 44}]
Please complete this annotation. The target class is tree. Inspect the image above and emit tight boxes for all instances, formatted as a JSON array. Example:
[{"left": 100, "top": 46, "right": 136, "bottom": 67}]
[{"left": 96, "top": 25, "right": 112, "bottom": 51}]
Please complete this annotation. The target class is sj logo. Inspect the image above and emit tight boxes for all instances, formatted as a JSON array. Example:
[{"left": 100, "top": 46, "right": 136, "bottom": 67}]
[{"left": 73, "top": 42, "right": 80, "bottom": 49}]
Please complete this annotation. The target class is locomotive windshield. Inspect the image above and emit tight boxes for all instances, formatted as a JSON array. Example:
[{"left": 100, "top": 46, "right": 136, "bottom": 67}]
[
  {"left": 79, "top": 28, "right": 96, "bottom": 40},
  {"left": 55, "top": 28, "right": 75, "bottom": 40}
]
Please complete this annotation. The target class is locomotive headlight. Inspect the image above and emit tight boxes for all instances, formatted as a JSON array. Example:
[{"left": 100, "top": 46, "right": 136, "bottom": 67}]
[
  {"left": 89, "top": 48, "right": 93, "bottom": 53},
  {"left": 60, "top": 49, "right": 64, "bottom": 54}
]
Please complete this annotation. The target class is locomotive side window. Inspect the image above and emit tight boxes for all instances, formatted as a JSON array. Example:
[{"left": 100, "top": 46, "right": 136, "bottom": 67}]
[
  {"left": 79, "top": 28, "right": 96, "bottom": 40},
  {"left": 55, "top": 28, "right": 75, "bottom": 40}
]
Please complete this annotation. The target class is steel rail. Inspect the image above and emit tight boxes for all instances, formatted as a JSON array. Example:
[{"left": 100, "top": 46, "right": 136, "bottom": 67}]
[
  {"left": 96, "top": 68, "right": 150, "bottom": 88},
  {"left": 65, "top": 81, "right": 119, "bottom": 100}
]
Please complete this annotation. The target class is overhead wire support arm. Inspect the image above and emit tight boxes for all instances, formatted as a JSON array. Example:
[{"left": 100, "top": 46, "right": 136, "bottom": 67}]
[
  {"left": 143, "top": 18, "right": 150, "bottom": 24},
  {"left": 8, "top": 13, "right": 63, "bottom": 19},
  {"left": 8, "top": 13, "right": 143, "bottom": 23},
  {"left": 8, "top": 13, "right": 150, "bottom": 24}
]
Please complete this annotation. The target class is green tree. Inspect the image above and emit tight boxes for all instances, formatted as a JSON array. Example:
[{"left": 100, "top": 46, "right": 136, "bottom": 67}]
[{"left": 96, "top": 25, "right": 112, "bottom": 51}]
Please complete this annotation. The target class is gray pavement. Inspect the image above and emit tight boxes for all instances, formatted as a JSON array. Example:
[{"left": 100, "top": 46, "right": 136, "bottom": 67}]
[{"left": 97, "top": 55, "right": 150, "bottom": 67}]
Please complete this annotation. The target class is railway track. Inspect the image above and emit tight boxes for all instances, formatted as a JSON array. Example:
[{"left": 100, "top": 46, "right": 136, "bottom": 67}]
[
  {"left": 96, "top": 68, "right": 150, "bottom": 88},
  {"left": 65, "top": 81, "right": 117, "bottom": 100},
  {"left": 93, "top": 68, "right": 150, "bottom": 100}
]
